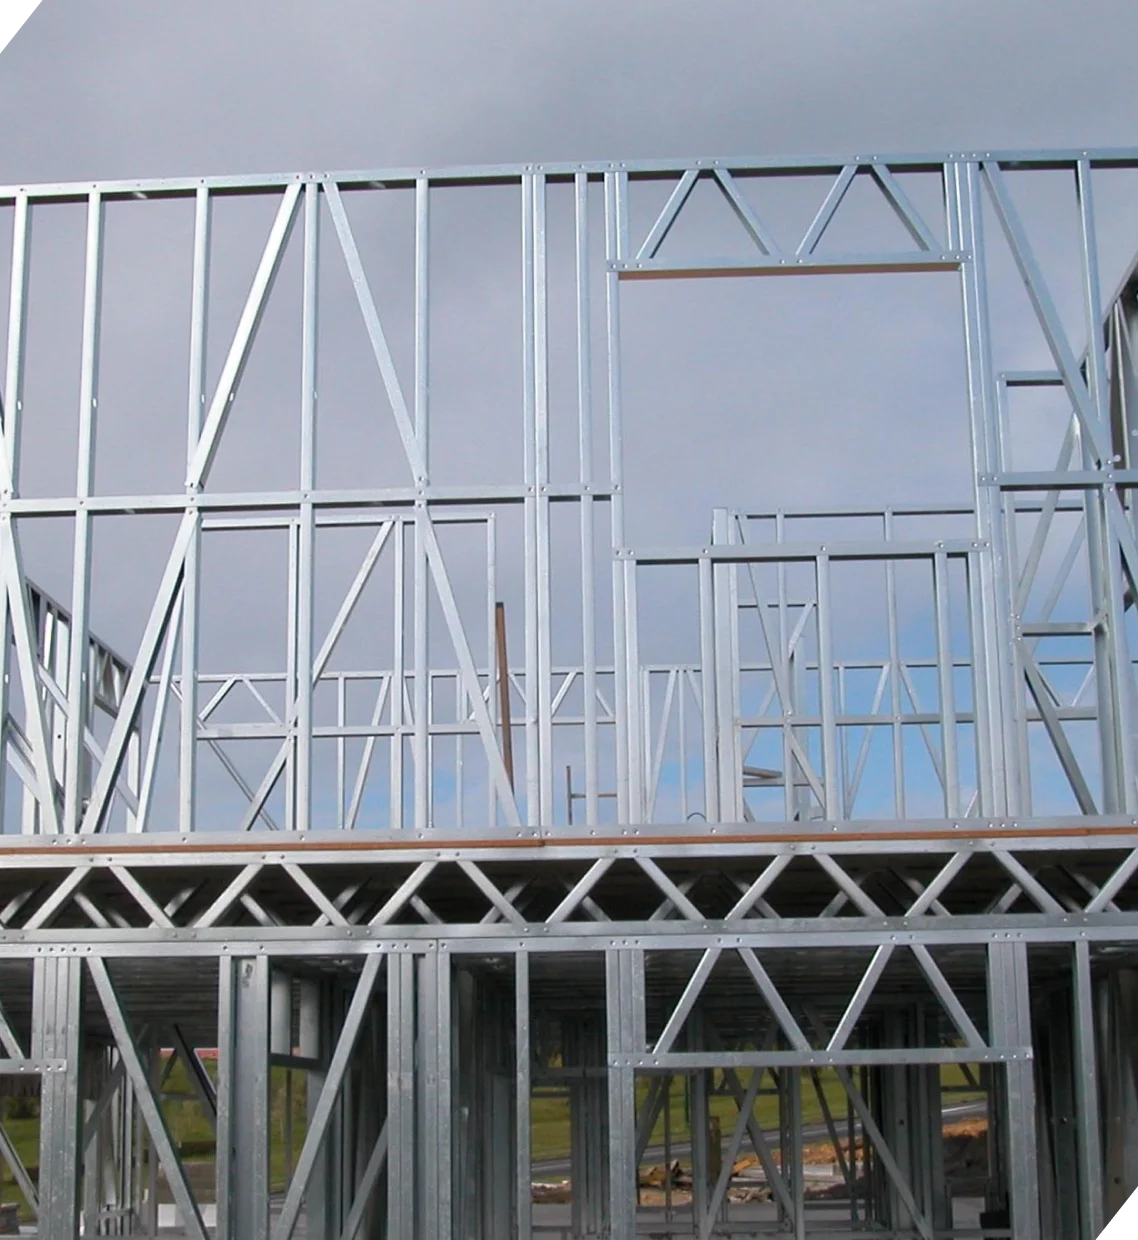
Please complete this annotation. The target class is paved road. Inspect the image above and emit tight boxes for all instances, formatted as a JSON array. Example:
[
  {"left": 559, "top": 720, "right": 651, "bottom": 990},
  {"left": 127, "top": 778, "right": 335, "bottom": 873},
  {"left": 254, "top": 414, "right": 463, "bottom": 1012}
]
[{"left": 532, "top": 1100, "right": 986, "bottom": 1178}]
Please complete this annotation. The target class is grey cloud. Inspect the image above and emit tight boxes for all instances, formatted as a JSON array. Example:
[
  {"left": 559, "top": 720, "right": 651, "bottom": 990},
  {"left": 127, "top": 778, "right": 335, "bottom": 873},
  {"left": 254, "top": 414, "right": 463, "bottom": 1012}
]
[{"left": 1, "top": 2, "right": 1136, "bottom": 182}]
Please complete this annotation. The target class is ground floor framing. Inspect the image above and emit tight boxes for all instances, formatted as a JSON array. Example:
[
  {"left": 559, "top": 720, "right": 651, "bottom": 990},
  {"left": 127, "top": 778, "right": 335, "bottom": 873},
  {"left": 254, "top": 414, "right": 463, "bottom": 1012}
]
[{"left": 2, "top": 820, "right": 1138, "bottom": 1238}]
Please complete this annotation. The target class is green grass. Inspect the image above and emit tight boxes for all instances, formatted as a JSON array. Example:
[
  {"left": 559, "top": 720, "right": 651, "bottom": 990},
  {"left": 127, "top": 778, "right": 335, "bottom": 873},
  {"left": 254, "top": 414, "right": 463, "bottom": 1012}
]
[
  {"left": 0, "top": 1060, "right": 985, "bottom": 1218},
  {"left": 531, "top": 1065, "right": 983, "bottom": 1165},
  {"left": 0, "top": 1058, "right": 312, "bottom": 1219}
]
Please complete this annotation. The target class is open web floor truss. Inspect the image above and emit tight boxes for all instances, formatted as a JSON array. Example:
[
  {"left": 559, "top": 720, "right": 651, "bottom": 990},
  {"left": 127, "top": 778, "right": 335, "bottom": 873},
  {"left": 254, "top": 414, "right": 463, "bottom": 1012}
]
[{"left": 0, "top": 149, "right": 1138, "bottom": 1237}]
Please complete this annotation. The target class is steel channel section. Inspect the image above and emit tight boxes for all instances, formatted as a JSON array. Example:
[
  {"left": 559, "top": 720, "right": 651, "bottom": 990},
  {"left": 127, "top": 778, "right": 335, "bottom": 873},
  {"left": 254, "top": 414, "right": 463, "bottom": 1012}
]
[
  {"left": 1072, "top": 940, "right": 1105, "bottom": 1238},
  {"left": 605, "top": 948, "right": 637, "bottom": 1239},
  {"left": 417, "top": 946, "right": 452, "bottom": 1240},
  {"left": 5, "top": 149, "right": 1138, "bottom": 1237},
  {"left": 712, "top": 509, "right": 743, "bottom": 820},
  {"left": 952, "top": 161, "right": 1016, "bottom": 817},
  {"left": 0, "top": 192, "right": 30, "bottom": 840},
  {"left": 988, "top": 941, "right": 1042, "bottom": 1238},
  {"left": 514, "top": 949, "right": 532, "bottom": 1240},
  {"left": 1059, "top": 163, "right": 1130, "bottom": 815},
  {"left": 31, "top": 956, "right": 84, "bottom": 1239},
  {"left": 217, "top": 954, "right": 272, "bottom": 1240},
  {"left": 388, "top": 950, "right": 416, "bottom": 1239}
]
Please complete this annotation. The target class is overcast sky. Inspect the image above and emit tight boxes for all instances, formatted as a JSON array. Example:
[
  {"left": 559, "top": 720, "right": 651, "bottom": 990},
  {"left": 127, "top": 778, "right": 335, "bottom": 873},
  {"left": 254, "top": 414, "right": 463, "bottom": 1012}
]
[
  {"left": 0, "top": 2, "right": 1132, "bottom": 828},
  {"left": 2, "top": 2, "right": 1137, "bottom": 179}
]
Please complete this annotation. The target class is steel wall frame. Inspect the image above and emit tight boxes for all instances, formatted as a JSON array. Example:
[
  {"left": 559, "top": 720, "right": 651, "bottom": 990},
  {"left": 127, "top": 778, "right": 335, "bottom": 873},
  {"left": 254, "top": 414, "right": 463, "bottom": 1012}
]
[{"left": 2, "top": 148, "right": 1138, "bottom": 1238}]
